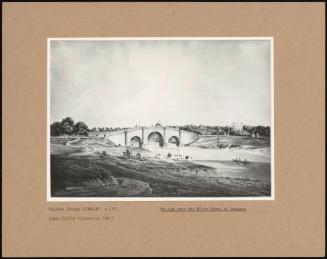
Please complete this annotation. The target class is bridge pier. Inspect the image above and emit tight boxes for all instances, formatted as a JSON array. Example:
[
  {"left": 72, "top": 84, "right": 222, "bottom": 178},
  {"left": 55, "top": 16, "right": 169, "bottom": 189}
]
[
  {"left": 163, "top": 127, "right": 167, "bottom": 146},
  {"left": 179, "top": 128, "right": 183, "bottom": 146},
  {"left": 124, "top": 130, "right": 128, "bottom": 146},
  {"left": 142, "top": 127, "right": 145, "bottom": 145}
]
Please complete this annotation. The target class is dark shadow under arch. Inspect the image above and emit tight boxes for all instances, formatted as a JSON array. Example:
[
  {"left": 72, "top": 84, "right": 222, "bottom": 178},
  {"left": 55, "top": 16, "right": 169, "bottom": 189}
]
[
  {"left": 130, "top": 136, "right": 142, "bottom": 148},
  {"left": 148, "top": 132, "right": 164, "bottom": 147},
  {"left": 168, "top": 136, "right": 180, "bottom": 146}
]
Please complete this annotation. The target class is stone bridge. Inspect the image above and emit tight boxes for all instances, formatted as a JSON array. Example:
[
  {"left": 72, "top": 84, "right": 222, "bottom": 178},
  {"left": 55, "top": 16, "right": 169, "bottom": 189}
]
[{"left": 104, "top": 125, "right": 199, "bottom": 148}]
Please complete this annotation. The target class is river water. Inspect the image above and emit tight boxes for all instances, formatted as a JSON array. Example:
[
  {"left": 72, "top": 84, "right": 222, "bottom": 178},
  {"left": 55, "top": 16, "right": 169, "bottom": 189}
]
[
  {"left": 143, "top": 144, "right": 271, "bottom": 184},
  {"left": 144, "top": 144, "right": 271, "bottom": 184},
  {"left": 144, "top": 144, "right": 270, "bottom": 164}
]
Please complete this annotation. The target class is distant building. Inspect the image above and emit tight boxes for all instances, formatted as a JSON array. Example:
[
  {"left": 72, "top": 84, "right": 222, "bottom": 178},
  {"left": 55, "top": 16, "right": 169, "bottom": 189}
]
[{"left": 231, "top": 123, "right": 243, "bottom": 131}]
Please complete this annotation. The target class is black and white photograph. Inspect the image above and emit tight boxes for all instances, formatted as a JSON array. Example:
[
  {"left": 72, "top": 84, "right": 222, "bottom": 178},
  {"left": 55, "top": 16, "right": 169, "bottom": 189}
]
[{"left": 48, "top": 38, "right": 274, "bottom": 200}]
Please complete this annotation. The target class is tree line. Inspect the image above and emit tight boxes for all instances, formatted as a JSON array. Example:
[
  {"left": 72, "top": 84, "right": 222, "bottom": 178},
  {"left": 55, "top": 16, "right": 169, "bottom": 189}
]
[
  {"left": 242, "top": 125, "right": 270, "bottom": 137},
  {"left": 180, "top": 125, "right": 270, "bottom": 137},
  {"left": 50, "top": 117, "right": 89, "bottom": 136},
  {"left": 51, "top": 119, "right": 270, "bottom": 138}
]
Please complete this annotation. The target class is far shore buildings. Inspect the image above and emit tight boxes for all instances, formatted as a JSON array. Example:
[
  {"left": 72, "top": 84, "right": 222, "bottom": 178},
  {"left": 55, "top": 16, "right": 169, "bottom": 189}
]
[
  {"left": 86, "top": 122, "right": 263, "bottom": 138},
  {"left": 231, "top": 123, "right": 244, "bottom": 131}
]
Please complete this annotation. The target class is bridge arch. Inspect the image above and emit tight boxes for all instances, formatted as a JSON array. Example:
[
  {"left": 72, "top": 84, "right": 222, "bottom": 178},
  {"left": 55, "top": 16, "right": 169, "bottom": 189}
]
[
  {"left": 130, "top": 136, "right": 142, "bottom": 148},
  {"left": 168, "top": 136, "right": 180, "bottom": 146},
  {"left": 148, "top": 132, "right": 164, "bottom": 147}
]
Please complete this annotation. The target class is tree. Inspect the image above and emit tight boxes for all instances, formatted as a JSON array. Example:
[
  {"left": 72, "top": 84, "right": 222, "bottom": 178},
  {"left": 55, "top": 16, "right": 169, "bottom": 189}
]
[
  {"left": 250, "top": 126, "right": 270, "bottom": 137},
  {"left": 61, "top": 117, "right": 74, "bottom": 135},
  {"left": 50, "top": 122, "right": 62, "bottom": 136},
  {"left": 73, "top": 121, "right": 89, "bottom": 136}
]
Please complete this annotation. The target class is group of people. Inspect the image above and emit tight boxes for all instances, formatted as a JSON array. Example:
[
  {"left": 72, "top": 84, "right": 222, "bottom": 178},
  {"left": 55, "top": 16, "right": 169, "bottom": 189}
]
[
  {"left": 154, "top": 152, "right": 192, "bottom": 161},
  {"left": 232, "top": 157, "right": 250, "bottom": 164},
  {"left": 123, "top": 149, "right": 143, "bottom": 160},
  {"left": 122, "top": 148, "right": 192, "bottom": 162}
]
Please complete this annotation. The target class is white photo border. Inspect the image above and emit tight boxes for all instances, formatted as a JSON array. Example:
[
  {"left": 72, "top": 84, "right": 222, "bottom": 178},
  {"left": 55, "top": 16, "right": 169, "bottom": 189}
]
[{"left": 47, "top": 37, "right": 274, "bottom": 202}]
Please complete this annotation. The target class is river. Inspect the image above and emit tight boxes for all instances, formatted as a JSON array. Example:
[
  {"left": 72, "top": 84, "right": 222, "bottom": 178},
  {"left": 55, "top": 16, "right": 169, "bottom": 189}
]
[
  {"left": 144, "top": 144, "right": 271, "bottom": 164},
  {"left": 143, "top": 144, "right": 271, "bottom": 184}
]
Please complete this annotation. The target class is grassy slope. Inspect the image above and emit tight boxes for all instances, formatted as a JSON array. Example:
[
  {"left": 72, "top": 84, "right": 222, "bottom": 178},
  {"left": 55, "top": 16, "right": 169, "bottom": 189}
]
[
  {"left": 50, "top": 136, "right": 271, "bottom": 198},
  {"left": 51, "top": 155, "right": 270, "bottom": 197}
]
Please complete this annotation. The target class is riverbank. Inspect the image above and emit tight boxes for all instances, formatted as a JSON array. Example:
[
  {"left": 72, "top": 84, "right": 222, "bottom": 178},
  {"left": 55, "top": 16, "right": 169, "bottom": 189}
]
[
  {"left": 51, "top": 155, "right": 270, "bottom": 197},
  {"left": 50, "top": 135, "right": 271, "bottom": 198}
]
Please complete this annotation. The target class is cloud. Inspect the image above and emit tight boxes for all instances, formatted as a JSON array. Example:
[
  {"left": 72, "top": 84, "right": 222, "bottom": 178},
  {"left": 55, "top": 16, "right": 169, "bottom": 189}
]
[{"left": 50, "top": 39, "right": 271, "bottom": 127}]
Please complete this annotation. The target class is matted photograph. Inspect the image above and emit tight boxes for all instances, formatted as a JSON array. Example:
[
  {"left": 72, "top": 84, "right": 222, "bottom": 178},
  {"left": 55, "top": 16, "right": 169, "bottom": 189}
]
[{"left": 48, "top": 37, "right": 274, "bottom": 201}]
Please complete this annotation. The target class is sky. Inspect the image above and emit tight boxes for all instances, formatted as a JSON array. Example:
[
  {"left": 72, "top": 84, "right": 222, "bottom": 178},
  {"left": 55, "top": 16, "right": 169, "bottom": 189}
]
[{"left": 50, "top": 39, "right": 272, "bottom": 128}]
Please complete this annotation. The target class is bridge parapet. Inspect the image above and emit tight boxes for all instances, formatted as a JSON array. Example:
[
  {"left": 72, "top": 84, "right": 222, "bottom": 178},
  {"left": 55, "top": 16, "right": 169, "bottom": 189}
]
[{"left": 104, "top": 125, "right": 199, "bottom": 147}]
